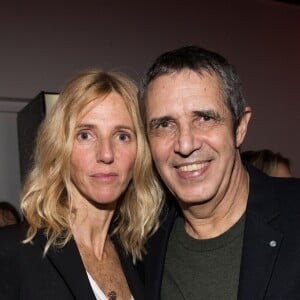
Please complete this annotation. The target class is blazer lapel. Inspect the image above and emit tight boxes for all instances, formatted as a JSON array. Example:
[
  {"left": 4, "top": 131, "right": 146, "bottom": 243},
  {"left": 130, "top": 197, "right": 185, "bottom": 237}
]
[
  {"left": 238, "top": 165, "right": 283, "bottom": 300},
  {"left": 113, "top": 237, "right": 145, "bottom": 300},
  {"left": 145, "top": 205, "right": 177, "bottom": 300},
  {"left": 35, "top": 232, "right": 96, "bottom": 300},
  {"left": 238, "top": 213, "right": 283, "bottom": 299}
]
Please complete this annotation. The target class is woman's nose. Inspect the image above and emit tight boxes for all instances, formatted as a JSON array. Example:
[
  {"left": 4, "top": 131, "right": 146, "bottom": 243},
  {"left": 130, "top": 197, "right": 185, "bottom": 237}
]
[{"left": 96, "top": 140, "right": 114, "bottom": 164}]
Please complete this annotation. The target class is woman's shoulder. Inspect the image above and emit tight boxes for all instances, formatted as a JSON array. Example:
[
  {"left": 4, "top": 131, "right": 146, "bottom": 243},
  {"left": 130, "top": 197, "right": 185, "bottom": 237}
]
[{"left": 0, "top": 222, "right": 28, "bottom": 251}]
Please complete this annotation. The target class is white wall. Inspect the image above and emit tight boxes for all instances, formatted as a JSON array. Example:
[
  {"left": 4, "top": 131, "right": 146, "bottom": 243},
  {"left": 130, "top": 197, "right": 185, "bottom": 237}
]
[
  {"left": 0, "top": 111, "right": 22, "bottom": 210},
  {"left": 0, "top": 0, "right": 299, "bottom": 209}
]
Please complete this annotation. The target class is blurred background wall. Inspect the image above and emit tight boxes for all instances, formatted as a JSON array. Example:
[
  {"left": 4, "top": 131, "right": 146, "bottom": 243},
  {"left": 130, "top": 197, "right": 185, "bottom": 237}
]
[{"left": 0, "top": 0, "right": 299, "bottom": 210}]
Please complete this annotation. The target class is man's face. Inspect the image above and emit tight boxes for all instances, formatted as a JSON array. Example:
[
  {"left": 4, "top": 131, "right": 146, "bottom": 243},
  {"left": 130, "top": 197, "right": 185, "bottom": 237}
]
[{"left": 145, "top": 69, "right": 248, "bottom": 205}]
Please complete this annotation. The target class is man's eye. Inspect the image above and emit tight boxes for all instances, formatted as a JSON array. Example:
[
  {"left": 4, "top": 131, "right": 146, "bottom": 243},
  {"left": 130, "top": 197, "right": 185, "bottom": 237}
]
[
  {"left": 201, "top": 115, "right": 212, "bottom": 122},
  {"left": 148, "top": 118, "right": 174, "bottom": 134},
  {"left": 159, "top": 120, "right": 170, "bottom": 128}
]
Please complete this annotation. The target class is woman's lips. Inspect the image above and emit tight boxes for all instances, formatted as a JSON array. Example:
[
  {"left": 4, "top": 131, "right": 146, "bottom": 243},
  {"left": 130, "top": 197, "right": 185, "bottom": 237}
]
[{"left": 90, "top": 173, "right": 118, "bottom": 183}]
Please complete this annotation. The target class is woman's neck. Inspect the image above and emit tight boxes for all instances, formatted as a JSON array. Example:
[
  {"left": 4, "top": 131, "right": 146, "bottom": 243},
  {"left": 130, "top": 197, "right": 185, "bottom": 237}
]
[{"left": 71, "top": 198, "right": 115, "bottom": 259}]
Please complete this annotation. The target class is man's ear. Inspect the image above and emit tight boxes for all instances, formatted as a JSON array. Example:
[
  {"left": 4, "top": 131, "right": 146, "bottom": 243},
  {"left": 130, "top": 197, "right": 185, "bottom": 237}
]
[{"left": 236, "top": 106, "right": 252, "bottom": 147}]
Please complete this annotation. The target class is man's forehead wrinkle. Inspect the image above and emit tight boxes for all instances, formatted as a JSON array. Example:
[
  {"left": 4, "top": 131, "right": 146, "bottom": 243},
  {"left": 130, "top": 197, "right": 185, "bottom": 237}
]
[{"left": 146, "top": 69, "right": 226, "bottom": 122}]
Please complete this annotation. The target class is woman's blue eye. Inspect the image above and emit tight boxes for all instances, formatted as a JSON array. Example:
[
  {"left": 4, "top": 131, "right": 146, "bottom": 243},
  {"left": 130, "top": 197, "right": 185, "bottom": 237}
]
[
  {"left": 78, "top": 132, "right": 90, "bottom": 140},
  {"left": 118, "top": 133, "right": 129, "bottom": 141}
]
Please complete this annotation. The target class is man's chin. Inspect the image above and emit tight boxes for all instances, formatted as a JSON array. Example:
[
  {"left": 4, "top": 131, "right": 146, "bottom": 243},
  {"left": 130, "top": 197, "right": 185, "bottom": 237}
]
[{"left": 175, "top": 191, "right": 213, "bottom": 207}]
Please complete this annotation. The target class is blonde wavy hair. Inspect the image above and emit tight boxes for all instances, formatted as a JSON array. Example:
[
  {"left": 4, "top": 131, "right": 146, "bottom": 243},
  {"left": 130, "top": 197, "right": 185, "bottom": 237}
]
[{"left": 21, "top": 69, "right": 164, "bottom": 262}]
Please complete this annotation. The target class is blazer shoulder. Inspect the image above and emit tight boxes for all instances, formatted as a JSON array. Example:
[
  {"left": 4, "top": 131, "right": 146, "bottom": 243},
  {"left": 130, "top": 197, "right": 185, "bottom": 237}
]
[
  {"left": 273, "top": 177, "right": 300, "bottom": 193},
  {"left": 247, "top": 164, "right": 300, "bottom": 206},
  {"left": 272, "top": 177, "right": 300, "bottom": 212},
  {"left": 0, "top": 222, "right": 27, "bottom": 251}
]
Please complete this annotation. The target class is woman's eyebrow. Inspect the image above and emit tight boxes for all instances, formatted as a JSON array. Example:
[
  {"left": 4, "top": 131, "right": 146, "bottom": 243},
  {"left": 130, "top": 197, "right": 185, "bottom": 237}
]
[{"left": 76, "top": 123, "right": 135, "bottom": 132}]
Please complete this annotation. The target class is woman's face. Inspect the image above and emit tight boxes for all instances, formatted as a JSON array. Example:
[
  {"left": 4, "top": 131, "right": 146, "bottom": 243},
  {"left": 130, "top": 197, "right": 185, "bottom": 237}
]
[{"left": 70, "top": 92, "right": 137, "bottom": 207}]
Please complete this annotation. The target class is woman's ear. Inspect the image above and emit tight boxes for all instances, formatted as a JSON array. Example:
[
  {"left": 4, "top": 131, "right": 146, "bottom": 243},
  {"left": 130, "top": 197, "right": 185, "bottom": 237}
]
[{"left": 236, "top": 106, "right": 252, "bottom": 147}]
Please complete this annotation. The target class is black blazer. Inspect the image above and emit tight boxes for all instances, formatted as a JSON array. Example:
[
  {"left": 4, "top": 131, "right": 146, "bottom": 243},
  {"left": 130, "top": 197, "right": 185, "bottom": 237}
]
[
  {"left": 137, "top": 164, "right": 300, "bottom": 299},
  {"left": 0, "top": 223, "right": 144, "bottom": 300}
]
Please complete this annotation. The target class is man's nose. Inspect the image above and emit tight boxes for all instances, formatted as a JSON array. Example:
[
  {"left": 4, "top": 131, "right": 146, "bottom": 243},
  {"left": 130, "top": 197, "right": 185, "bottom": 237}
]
[{"left": 174, "top": 125, "right": 200, "bottom": 156}]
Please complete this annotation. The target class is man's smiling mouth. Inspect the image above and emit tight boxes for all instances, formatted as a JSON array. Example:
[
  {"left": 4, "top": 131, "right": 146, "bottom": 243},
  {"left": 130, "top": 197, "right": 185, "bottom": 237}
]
[{"left": 177, "top": 162, "right": 209, "bottom": 172}]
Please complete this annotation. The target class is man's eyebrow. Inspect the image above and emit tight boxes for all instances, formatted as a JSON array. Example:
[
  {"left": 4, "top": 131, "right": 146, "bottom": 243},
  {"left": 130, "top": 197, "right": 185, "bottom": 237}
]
[{"left": 192, "top": 110, "right": 222, "bottom": 121}]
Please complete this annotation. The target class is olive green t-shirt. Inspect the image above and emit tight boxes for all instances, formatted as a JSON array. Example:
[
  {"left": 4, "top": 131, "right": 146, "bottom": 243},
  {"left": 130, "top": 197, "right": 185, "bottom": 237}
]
[{"left": 161, "top": 214, "right": 245, "bottom": 300}]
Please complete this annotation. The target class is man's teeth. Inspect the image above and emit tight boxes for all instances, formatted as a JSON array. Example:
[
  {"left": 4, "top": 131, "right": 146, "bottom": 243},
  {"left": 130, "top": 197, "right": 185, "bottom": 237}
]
[{"left": 178, "top": 162, "right": 208, "bottom": 172}]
